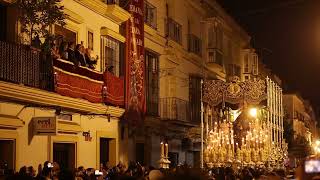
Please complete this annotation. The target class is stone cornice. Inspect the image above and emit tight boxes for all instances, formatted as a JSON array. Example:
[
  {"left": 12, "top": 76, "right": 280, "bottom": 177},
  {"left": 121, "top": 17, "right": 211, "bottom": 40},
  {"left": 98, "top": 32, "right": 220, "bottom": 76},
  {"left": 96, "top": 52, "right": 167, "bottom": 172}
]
[
  {"left": 74, "top": 0, "right": 130, "bottom": 25},
  {"left": 0, "top": 115, "right": 24, "bottom": 129},
  {"left": 101, "top": 27, "right": 126, "bottom": 42},
  {"left": 0, "top": 81, "right": 125, "bottom": 118},
  {"left": 64, "top": 8, "right": 85, "bottom": 24}
]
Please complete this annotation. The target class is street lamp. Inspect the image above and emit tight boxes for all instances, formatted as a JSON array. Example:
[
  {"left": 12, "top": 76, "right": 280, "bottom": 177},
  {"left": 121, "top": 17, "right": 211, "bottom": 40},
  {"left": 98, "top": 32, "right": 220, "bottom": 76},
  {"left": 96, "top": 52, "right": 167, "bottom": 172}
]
[
  {"left": 314, "top": 140, "right": 320, "bottom": 155},
  {"left": 249, "top": 108, "right": 258, "bottom": 118}
]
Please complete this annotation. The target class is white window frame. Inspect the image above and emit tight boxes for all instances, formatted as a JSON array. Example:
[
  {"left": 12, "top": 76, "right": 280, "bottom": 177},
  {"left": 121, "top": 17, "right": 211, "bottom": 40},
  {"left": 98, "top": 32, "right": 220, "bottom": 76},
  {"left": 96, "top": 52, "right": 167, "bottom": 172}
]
[{"left": 101, "top": 36, "right": 120, "bottom": 76}]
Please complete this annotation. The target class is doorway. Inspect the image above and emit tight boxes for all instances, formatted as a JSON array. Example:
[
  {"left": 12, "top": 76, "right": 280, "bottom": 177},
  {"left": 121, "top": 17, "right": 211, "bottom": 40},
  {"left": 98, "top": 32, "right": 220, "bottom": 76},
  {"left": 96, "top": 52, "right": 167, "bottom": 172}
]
[
  {"left": 0, "top": 139, "right": 15, "bottom": 179},
  {"left": 135, "top": 143, "right": 144, "bottom": 165},
  {"left": 0, "top": 5, "right": 7, "bottom": 41},
  {"left": 100, "top": 138, "right": 111, "bottom": 166},
  {"left": 168, "top": 152, "right": 179, "bottom": 168},
  {"left": 53, "top": 143, "right": 75, "bottom": 171}
]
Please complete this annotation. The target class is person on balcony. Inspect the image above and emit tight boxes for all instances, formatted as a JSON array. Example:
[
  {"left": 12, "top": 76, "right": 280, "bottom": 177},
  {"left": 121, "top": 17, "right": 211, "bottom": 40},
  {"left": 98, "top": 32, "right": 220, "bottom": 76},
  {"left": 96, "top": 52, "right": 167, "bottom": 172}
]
[
  {"left": 84, "top": 48, "right": 98, "bottom": 70},
  {"left": 59, "top": 42, "right": 68, "bottom": 60},
  {"left": 75, "top": 44, "right": 87, "bottom": 67},
  {"left": 50, "top": 42, "right": 60, "bottom": 59},
  {"left": 67, "top": 42, "right": 76, "bottom": 65}
]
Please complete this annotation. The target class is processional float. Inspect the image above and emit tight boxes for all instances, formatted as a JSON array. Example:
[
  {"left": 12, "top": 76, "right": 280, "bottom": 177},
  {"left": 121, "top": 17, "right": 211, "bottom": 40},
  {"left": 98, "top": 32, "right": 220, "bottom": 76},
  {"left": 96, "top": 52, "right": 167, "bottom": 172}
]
[{"left": 201, "top": 76, "right": 287, "bottom": 169}]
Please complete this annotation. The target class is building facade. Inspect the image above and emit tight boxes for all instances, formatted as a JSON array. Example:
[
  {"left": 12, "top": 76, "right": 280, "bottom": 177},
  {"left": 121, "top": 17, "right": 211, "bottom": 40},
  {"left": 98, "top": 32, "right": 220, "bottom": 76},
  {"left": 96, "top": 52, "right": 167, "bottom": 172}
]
[
  {"left": 131, "top": 0, "right": 261, "bottom": 168},
  {"left": 0, "top": 0, "right": 288, "bottom": 172},
  {"left": 0, "top": 0, "right": 129, "bottom": 174},
  {"left": 283, "top": 94, "right": 317, "bottom": 144}
]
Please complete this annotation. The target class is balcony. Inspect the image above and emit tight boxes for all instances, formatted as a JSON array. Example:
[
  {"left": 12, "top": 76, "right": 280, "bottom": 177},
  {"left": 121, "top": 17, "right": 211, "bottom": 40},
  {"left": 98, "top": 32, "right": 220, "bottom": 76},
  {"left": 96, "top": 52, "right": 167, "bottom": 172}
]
[
  {"left": 0, "top": 41, "right": 124, "bottom": 109},
  {"left": 166, "top": 18, "right": 182, "bottom": 44},
  {"left": 206, "top": 48, "right": 225, "bottom": 77},
  {"left": 0, "top": 41, "right": 53, "bottom": 91},
  {"left": 159, "top": 97, "right": 189, "bottom": 122},
  {"left": 188, "top": 34, "right": 202, "bottom": 56}
]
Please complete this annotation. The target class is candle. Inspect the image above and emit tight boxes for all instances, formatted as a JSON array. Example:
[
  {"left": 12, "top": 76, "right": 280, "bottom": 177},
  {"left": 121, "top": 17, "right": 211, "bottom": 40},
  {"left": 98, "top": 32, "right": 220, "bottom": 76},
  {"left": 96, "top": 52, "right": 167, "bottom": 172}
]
[
  {"left": 165, "top": 143, "right": 168, "bottom": 158},
  {"left": 160, "top": 142, "right": 164, "bottom": 157}
]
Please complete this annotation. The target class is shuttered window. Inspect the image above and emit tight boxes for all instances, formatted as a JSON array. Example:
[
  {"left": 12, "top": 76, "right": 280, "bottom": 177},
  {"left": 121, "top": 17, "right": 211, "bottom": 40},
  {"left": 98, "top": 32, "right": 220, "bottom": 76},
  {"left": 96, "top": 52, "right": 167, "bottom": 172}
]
[
  {"left": 145, "top": 51, "right": 159, "bottom": 116},
  {"left": 189, "top": 76, "right": 201, "bottom": 123}
]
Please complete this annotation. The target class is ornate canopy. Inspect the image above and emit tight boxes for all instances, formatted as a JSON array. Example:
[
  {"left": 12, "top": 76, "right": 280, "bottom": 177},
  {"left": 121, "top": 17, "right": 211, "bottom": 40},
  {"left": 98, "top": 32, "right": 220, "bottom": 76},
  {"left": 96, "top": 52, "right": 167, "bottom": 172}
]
[{"left": 203, "top": 78, "right": 267, "bottom": 106}]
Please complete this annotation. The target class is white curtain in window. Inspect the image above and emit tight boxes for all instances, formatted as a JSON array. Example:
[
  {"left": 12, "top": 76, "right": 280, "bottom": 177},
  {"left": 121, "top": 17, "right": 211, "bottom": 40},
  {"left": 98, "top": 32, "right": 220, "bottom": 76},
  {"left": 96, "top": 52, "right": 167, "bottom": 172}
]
[{"left": 101, "top": 36, "right": 119, "bottom": 76}]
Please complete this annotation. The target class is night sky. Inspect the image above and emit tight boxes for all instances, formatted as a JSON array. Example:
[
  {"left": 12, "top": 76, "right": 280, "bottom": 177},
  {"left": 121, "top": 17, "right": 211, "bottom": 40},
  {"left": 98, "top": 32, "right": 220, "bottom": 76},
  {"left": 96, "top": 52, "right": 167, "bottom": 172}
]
[{"left": 216, "top": 0, "right": 320, "bottom": 107}]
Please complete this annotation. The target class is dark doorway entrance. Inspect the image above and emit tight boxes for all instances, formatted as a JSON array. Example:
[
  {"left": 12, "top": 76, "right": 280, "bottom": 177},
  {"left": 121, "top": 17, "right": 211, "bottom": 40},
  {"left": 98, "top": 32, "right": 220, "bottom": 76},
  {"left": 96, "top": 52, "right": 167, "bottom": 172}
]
[
  {"left": 0, "top": 139, "right": 15, "bottom": 179},
  {"left": 53, "top": 143, "right": 75, "bottom": 171},
  {"left": 193, "top": 151, "right": 200, "bottom": 168},
  {"left": 135, "top": 143, "right": 144, "bottom": 164},
  {"left": 0, "top": 5, "right": 7, "bottom": 41},
  {"left": 168, "top": 152, "right": 179, "bottom": 168},
  {"left": 100, "top": 138, "right": 110, "bottom": 166}
]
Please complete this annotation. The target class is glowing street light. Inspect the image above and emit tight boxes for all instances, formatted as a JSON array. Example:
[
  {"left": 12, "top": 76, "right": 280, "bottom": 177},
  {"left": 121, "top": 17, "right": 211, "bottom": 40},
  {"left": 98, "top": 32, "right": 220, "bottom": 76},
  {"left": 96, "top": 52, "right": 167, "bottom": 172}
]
[
  {"left": 249, "top": 108, "right": 258, "bottom": 118},
  {"left": 314, "top": 140, "right": 320, "bottom": 155}
]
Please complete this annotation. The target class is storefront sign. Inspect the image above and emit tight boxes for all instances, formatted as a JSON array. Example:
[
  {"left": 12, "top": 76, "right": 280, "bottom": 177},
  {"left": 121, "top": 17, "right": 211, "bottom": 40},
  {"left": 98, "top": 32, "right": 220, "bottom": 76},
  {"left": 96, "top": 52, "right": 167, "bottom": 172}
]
[
  {"left": 125, "top": 0, "right": 145, "bottom": 125},
  {"left": 33, "top": 117, "right": 56, "bottom": 135},
  {"left": 82, "top": 131, "right": 92, "bottom": 141}
]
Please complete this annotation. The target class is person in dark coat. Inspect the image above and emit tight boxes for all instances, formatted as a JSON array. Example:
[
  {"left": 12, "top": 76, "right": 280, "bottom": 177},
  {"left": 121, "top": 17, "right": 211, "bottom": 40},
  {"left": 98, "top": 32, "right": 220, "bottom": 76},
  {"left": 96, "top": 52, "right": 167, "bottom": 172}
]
[
  {"left": 75, "top": 44, "right": 87, "bottom": 67},
  {"left": 67, "top": 42, "right": 77, "bottom": 66}
]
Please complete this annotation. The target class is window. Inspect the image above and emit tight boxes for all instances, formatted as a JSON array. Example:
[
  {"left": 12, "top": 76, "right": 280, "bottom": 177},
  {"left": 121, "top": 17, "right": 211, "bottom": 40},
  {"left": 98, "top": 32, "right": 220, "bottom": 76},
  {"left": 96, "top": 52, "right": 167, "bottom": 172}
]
[
  {"left": 208, "top": 25, "right": 223, "bottom": 50},
  {"left": 145, "top": 51, "right": 159, "bottom": 116},
  {"left": 227, "top": 64, "right": 241, "bottom": 77},
  {"left": 101, "top": 36, "right": 122, "bottom": 76},
  {"left": 189, "top": 76, "right": 201, "bottom": 124},
  {"left": 88, "top": 31, "right": 93, "bottom": 50},
  {"left": 244, "top": 53, "right": 250, "bottom": 73},
  {"left": 57, "top": 114, "right": 72, "bottom": 121},
  {"left": 104, "top": 0, "right": 119, "bottom": 5},
  {"left": 252, "top": 55, "right": 258, "bottom": 75},
  {"left": 208, "top": 49, "right": 223, "bottom": 66},
  {"left": 55, "top": 25, "right": 77, "bottom": 45},
  {"left": 166, "top": 18, "right": 182, "bottom": 44},
  {"left": 188, "top": 34, "right": 201, "bottom": 55},
  {"left": 144, "top": 1, "right": 157, "bottom": 29}
]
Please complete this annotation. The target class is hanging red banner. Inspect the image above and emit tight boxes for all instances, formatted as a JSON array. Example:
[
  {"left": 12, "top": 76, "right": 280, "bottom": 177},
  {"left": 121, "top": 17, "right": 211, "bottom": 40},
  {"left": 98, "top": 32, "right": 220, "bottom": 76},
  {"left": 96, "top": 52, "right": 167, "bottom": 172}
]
[{"left": 125, "top": 0, "right": 145, "bottom": 125}]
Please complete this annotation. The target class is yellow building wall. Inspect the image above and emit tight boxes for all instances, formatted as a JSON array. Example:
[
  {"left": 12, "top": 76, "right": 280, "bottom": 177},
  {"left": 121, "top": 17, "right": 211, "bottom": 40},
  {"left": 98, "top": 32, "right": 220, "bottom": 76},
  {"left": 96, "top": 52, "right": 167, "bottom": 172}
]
[{"left": 0, "top": 101, "right": 121, "bottom": 171}]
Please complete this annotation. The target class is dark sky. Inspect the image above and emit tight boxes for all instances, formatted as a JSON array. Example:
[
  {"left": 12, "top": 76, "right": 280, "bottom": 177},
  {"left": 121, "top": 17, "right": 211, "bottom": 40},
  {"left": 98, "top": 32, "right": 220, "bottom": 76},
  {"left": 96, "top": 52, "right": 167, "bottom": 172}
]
[{"left": 216, "top": 0, "right": 320, "bottom": 107}]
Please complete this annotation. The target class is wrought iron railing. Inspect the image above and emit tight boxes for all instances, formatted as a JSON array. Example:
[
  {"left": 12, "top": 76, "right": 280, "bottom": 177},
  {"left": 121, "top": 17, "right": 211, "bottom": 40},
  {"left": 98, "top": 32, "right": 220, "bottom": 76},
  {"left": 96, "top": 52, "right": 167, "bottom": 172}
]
[
  {"left": 188, "top": 34, "right": 201, "bottom": 56},
  {"left": 166, "top": 18, "right": 182, "bottom": 44},
  {"left": 0, "top": 41, "right": 53, "bottom": 91},
  {"left": 144, "top": 1, "right": 157, "bottom": 29},
  {"left": 159, "top": 97, "right": 189, "bottom": 122},
  {"left": 104, "top": 0, "right": 119, "bottom": 5},
  {"left": 146, "top": 101, "right": 159, "bottom": 116},
  {"left": 207, "top": 48, "right": 223, "bottom": 66}
]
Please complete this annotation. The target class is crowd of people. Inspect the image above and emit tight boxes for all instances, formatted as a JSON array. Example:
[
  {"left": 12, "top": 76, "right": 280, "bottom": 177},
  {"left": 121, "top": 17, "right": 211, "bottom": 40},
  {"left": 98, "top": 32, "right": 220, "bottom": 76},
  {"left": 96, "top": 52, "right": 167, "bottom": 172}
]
[
  {"left": 1, "top": 161, "right": 311, "bottom": 180},
  {"left": 3, "top": 161, "right": 166, "bottom": 180},
  {"left": 50, "top": 40, "right": 98, "bottom": 70}
]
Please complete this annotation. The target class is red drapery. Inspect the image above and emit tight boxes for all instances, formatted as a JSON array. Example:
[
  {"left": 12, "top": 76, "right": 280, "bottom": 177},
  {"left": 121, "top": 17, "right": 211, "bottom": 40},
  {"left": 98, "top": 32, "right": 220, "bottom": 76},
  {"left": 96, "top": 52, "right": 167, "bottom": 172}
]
[
  {"left": 125, "top": 0, "right": 146, "bottom": 125},
  {"left": 103, "top": 72, "right": 124, "bottom": 106},
  {"left": 54, "top": 68, "right": 103, "bottom": 103}
]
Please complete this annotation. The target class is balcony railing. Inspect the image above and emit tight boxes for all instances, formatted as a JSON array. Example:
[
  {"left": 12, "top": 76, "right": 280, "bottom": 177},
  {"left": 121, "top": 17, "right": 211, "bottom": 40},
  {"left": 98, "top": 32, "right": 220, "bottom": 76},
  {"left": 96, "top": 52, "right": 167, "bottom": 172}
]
[
  {"left": 0, "top": 41, "right": 53, "bottom": 91},
  {"left": 188, "top": 34, "right": 202, "bottom": 56},
  {"left": 104, "top": 0, "right": 128, "bottom": 7},
  {"left": 159, "top": 97, "right": 189, "bottom": 122},
  {"left": 207, "top": 48, "right": 223, "bottom": 66},
  {"left": 166, "top": 18, "right": 182, "bottom": 44},
  {"left": 144, "top": 1, "right": 157, "bottom": 29},
  {"left": 0, "top": 41, "right": 124, "bottom": 107},
  {"left": 104, "top": 0, "right": 119, "bottom": 5}
]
